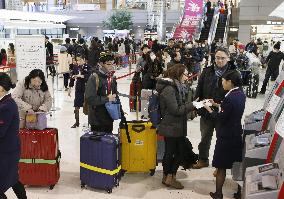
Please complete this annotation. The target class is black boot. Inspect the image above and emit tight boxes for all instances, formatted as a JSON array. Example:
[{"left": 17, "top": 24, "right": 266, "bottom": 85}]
[
  {"left": 210, "top": 192, "right": 223, "bottom": 199},
  {"left": 71, "top": 109, "right": 79, "bottom": 128}
]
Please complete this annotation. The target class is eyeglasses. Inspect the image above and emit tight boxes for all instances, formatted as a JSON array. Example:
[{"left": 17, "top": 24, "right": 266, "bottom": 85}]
[{"left": 215, "top": 56, "right": 227, "bottom": 61}]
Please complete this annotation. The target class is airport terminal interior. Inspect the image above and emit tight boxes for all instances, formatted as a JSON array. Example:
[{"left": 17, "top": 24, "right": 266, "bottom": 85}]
[{"left": 1, "top": 0, "right": 284, "bottom": 199}]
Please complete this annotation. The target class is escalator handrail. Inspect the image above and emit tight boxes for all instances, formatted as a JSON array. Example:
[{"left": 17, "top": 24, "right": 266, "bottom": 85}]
[{"left": 223, "top": 7, "right": 232, "bottom": 46}]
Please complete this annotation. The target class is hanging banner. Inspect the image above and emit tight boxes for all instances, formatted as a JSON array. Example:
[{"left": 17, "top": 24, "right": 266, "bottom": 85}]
[{"left": 173, "top": 0, "right": 203, "bottom": 39}]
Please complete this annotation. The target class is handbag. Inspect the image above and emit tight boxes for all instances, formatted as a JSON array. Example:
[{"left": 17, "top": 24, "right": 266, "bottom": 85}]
[
  {"left": 105, "top": 100, "right": 121, "bottom": 120},
  {"left": 25, "top": 112, "right": 47, "bottom": 130}
]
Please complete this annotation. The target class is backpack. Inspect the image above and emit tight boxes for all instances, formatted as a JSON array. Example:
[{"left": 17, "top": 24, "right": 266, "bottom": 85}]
[
  {"left": 83, "top": 73, "right": 99, "bottom": 115},
  {"left": 148, "top": 85, "right": 167, "bottom": 128}
]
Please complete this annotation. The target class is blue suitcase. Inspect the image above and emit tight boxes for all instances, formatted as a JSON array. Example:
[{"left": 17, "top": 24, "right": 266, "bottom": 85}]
[{"left": 80, "top": 132, "right": 121, "bottom": 193}]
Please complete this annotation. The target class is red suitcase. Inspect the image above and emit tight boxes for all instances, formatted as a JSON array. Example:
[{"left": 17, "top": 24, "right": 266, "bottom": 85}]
[
  {"left": 19, "top": 128, "right": 60, "bottom": 190},
  {"left": 129, "top": 75, "right": 141, "bottom": 112}
]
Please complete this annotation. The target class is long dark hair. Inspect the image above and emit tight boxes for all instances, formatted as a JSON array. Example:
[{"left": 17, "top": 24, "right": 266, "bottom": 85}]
[{"left": 24, "top": 69, "right": 48, "bottom": 92}]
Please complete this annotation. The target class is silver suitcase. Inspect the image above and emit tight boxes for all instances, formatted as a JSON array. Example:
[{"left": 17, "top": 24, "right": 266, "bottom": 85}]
[{"left": 141, "top": 89, "right": 153, "bottom": 119}]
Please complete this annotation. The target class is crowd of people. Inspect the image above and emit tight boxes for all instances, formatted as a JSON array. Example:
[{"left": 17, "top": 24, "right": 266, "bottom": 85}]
[{"left": 1, "top": 34, "right": 284, "bottom": 199}]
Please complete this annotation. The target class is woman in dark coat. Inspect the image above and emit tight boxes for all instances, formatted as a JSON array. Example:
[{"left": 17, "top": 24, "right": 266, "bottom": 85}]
[
  {"left": 68, "top": 54, "right": 92, "bottom": 128},
  {"left": 156, "top": 64, "right": 196, "bottom": 189},
  {"left": 203, "top": 70, "right": 246, "bottom": 199},
  {"left": 0, "top": 73, "right": 27, "bottom": 199}
]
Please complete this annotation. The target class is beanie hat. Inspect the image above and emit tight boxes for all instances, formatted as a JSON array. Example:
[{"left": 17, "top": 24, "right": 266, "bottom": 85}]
[
  {"left": 60, "top": 46, "right": 67, "bottom": 53},
  {"left": 0, "top": 72, "right": 15, "bottom": 91},
  {"left": 274, "top": 42, "right": 281, "bottom": 50},
  {"left": 238, "top": 44, "right": 245, "bottom": 50}
]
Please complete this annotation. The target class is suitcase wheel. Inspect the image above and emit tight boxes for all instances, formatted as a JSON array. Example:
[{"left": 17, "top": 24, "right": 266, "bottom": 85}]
[
  {"left": 150, "top": 169, "right": 155, "bottom": 176},
  {"left": 121, "top": 169, "right": 126, "bottom": 177},
  {"left": 81, "top": 183, "right": 86, "bottom": 189},
  {"left": 49, "top": 185, "right": 55, "bottom": 190},
  {"left": 233, "top": 185, "right": 241, "bottom": 199},
  {"left": 106, "top": 188, "right": 112, "bottom": 194}
]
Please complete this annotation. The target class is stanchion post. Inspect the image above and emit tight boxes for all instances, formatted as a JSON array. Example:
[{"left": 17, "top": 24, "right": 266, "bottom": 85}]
[
  {"left": 128, "top": 56, "right": 132, "bottom": 80},
  {"left": 136, "top": 95, "right": 139, "bottom": 120},
  {"left": 50, "top": 73, "right": 61, "bottom": 112}
]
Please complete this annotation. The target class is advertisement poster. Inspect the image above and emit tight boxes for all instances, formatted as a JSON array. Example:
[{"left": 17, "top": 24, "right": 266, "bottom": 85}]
[{"left": 173, "top": 0, "right": 203, "bottom": 39}]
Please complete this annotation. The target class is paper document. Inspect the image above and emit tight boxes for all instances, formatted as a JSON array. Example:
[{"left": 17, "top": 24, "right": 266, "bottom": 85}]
[
  {"left": 193, "top": 100, "right": 213, "bottom": 109},
  {"left": 276, "top": 111, "right": 284, "bottom": 138},
  {"left": 262, "top": 175, "right": 278, "bottom": 190}
]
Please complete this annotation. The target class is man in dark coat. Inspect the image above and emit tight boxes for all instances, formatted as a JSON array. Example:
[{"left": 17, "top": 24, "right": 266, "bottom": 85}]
[
  {"left": 193, "top": 47, "right": 236, "bottom": 169},
  {"left": 245, "top": 39, "right": 257, "bottom": 53},
  {"left": 0, "top": 73, "right": 27, "bottom": 199},
  {"left": 85, "top": 52, "right": 117, "bottom": 133},
  {"left": 167, "top": 51, "right": 181, "bottom": 69},
  {"left": 260, "top": 42, "right": 284, "bottom": 94},
  {"left": 45, "top": 36, "right": 56, "bottom": 76}
]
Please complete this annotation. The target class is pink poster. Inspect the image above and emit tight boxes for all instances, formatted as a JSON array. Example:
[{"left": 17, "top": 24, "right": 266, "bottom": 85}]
[{"left": 173, "top": 0, "right": 203, "bottom": 39}]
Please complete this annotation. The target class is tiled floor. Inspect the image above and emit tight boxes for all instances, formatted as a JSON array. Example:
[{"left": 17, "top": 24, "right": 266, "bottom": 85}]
[{"left": 6, "top": 66, "right": 268, "bottom": 199}]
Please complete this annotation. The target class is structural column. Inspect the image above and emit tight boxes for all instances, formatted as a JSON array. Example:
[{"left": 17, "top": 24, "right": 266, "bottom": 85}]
[{"left": 157, "top": 0, "right": 166, "bottom": 41}]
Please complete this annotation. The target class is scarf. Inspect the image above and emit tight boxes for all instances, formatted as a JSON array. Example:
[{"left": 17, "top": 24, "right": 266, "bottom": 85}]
[
  {"left": 214, "top": 64, "right": 228, "bottom": 78},
  {"left": 98, "top": 66, "right": 115, "bottom": 94}
]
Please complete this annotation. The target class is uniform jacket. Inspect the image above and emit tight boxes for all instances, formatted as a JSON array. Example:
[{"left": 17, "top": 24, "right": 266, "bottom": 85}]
[
  {"left": 0, "top": 94, "right": 20, "bottom": 193},
  {"left": 0, "top": 94, "right": 20, "bottom": 153},
  {"left": 69, "top": 64, "right": 92, "bottom": 93},
  {"left": 211, "top": 88, "right": 246, "bottom": 139}
]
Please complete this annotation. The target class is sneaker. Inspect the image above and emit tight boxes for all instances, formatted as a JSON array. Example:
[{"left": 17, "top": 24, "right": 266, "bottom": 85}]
[{"left": 192, "top": 160, "right": 209, "bottom": 169}]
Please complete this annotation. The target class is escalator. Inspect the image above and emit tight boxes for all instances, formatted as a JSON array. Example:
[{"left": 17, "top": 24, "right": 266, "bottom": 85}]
[
  {"left": 199, "top": 9, "right": 214, "bottom": 42},
  {"left": 214, "top": 10, "right": 228, "bottom": 41}
]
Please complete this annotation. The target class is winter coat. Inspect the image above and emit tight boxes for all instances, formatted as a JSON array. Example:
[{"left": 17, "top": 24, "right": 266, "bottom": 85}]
[
  {"left": 118, "top": 43, "right": 126, "bottom": 56},
  {"left": 156, "top": 78, "right": 195, "bottom": 137},
  {"left": 85, "top": 68, "right": 118, "bottom": 127},
  {"left": 58, "top": 53, "right": 72, "bottom": 74},
  {"left": 266, "top": 51, "right": 284, "bottom": 70},
  {"left": 12, "top": 80, "right": 52, "bottom": 120},
  {"left": 0, "top": 94, "right": 21, "bottom": 193},
  {"left": 136, "top": 56, "right": 147, "bottom": 71},
  {"left": 195, "top": 63, "right": 236, "bottom": 103}
]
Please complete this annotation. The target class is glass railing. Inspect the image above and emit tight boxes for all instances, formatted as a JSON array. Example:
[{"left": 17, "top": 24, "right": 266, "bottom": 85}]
[{"left": 21, "top": 1, "right": 187, "bottom": 12}]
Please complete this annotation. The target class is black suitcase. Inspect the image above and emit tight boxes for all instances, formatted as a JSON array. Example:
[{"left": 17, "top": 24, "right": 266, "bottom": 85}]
[{"left": 246, "top": 73, "right": 259, "bottom": 98}]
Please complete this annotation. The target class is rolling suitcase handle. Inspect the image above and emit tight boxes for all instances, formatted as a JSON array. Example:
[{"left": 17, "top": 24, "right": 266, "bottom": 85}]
[
  {"left": 132, "top": 125, "right": 145, "bottom": 133},
  {"left": 120, "top": 105, "right": 131, "bottom": 143}
]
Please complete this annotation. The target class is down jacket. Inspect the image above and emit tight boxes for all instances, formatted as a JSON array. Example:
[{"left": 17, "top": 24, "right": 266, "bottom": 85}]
[{"left": 156, "top": 78, "right": 195, "bottom": 137}]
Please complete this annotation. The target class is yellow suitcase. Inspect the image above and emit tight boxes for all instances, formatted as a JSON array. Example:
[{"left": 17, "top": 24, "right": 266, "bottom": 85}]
[{"left": 119, "top": 121, "right": 157, "bottom": 175}]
